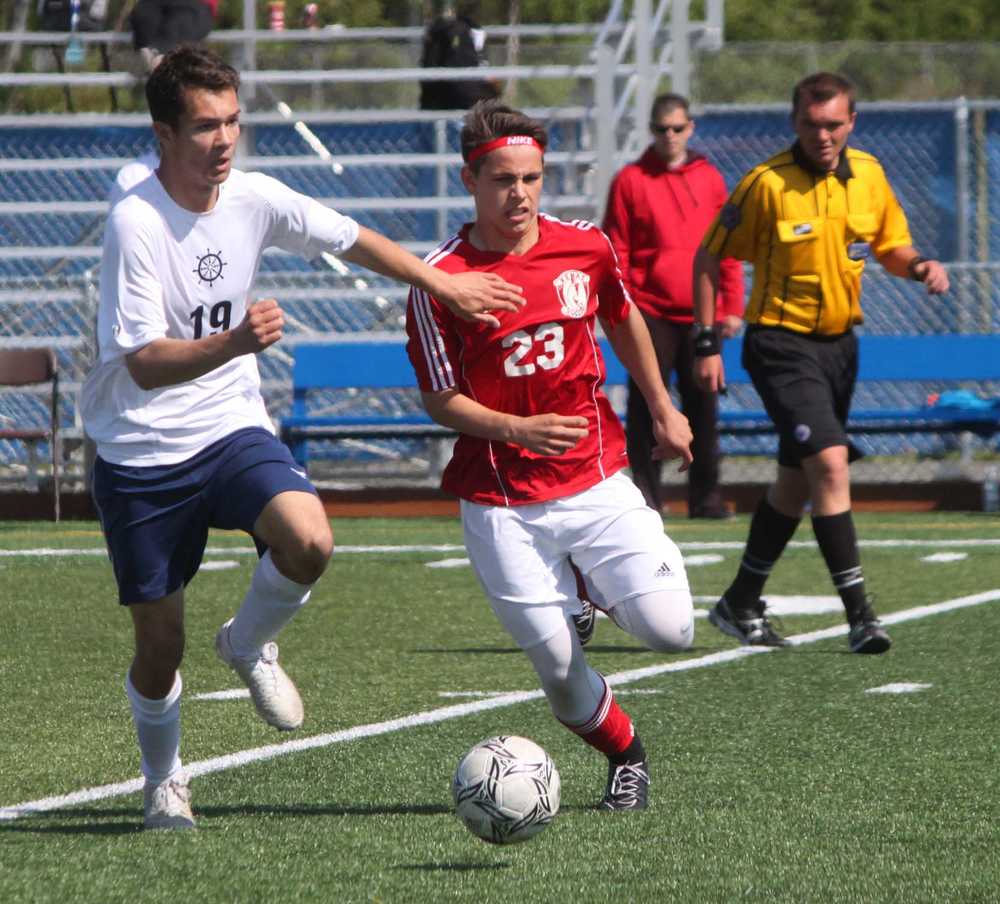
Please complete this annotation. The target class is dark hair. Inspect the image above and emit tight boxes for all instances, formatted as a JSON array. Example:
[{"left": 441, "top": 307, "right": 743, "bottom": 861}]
[
  {"left": 461, "top": 99, "right": 548, "bottom": 171},
  {"left": 650, "top": 92, "right": 690, "bottom": 122},
  {"left": 792, "top": 72, "right": 856, "bottom": 117},
  {"left": 145, "top": 45, "right": 240, "bottom": 128}
]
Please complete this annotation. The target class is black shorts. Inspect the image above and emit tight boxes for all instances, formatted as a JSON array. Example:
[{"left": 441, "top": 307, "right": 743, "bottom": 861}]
[{"left": 742, "top": 326, "right": 861, "bottom": 468}]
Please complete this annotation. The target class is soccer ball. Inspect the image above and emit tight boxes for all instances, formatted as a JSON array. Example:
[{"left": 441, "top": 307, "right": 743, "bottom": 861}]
[{"left": 451, "top": 735, "right": 561, "bottom": 845}]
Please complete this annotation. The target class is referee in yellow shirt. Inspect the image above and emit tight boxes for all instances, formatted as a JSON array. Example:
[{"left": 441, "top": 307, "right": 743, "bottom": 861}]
[{"left": 692, "top": 72, "right": 949, "bottom": 654}]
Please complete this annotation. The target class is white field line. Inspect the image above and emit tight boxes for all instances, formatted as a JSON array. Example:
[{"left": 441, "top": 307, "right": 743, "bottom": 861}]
[
  {"left": 3, "top": 588, "right": 999, "bottom": 824},
  {"left": 865, "top": 683, "right": 933, "bottom": 695},
  {"left": 438, "top": 691, "right": 509, "bottom": 699},
  {"left": 2, "top": 538, "right": 1000, "bottom": 558},
  {"left": 428, "top": 552, "right": 726, "bottom": 570},
  {"left": 0, "top": 545, "right": 468, "bottom": 558},
  {"left": 192, "top": 689, "right": 251, "bottom": 701},
  {"left": 439, "top": 688, "right": 663, "bottom": 699},
  {"left": 198, "top": 560, "right": 241, "bottom": 571}
]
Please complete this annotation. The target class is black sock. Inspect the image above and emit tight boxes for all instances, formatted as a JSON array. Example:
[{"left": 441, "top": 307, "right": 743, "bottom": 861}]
[
  {"left": 725, "top": 496, "right": 801, "bottom": 614},
  {"left": 811, "top": 511, "right": 868, "bottom": 623},
  {"left": 610, "top": 734, "right": 646, "bottom": 766}
]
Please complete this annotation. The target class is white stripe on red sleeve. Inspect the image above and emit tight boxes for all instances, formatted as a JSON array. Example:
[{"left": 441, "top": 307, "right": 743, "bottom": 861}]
[{"left": 413, "top": 289, "right": 455, "bottom": 392}]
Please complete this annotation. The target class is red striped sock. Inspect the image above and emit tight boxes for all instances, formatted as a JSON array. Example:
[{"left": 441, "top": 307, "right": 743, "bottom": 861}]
[{"left": 561, "top": 682, "right": 635, "bottom": 758}]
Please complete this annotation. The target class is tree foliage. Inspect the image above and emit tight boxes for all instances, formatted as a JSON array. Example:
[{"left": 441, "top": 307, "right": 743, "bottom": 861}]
[
  {"left": 6, "top": 0, "right": 999, "bottom": 39},
  {"left": 724, "top": 0, "right": 1000, "bottom": 42}
]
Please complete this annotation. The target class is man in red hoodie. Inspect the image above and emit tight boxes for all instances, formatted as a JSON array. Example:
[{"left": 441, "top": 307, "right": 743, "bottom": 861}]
[{"left": 604, "top": 93, "right": 744, "bottom": 517}]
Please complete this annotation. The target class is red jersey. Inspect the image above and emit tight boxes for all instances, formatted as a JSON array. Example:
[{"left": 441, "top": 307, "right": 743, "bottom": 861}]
[{"left": 406, "top": 214, "right": 633, "bottom": 506}]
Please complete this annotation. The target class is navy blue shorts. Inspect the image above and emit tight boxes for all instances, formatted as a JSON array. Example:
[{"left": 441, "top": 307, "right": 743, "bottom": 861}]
[{"left": 92, "top": 427, "right": 318, "bottom": 604}]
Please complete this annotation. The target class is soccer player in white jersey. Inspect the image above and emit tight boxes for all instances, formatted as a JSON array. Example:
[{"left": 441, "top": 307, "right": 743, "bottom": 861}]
[
  {"left": 406, "top": 100, "right": 695, "bottom": 811},
  {"left": 80, "top": 46, "right": 523, "bottom": 831}
]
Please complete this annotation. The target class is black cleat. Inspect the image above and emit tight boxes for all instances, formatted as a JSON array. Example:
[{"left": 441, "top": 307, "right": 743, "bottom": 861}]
[
  {"left": 599, "top": 759, "right": 650, "bottom": 811},
  {"left": 708, "top": 596, "right": 788, "bottom": 647},
  {"left": 569, "top": 559, "right": 596, "bottom": 646},
  {"left": 848, "top": 610, "right": 892, "bottom": 654},
  {"left": 572, "top": 597, "right": 596, "bottom": 646}
]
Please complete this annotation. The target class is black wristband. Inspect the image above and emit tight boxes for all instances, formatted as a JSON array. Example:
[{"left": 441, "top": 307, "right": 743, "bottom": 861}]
[
  {"left": 692, "top": 326, "right": 720, "bottom": 357},
  {"left": 907, "top": 256, "right": 928, "bottom": 281}
]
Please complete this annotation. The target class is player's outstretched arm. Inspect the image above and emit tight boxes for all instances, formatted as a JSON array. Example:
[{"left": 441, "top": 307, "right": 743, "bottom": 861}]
[
  {"left": 125, "top": 299, "right": 284, "bottom": 390},
  {"left": 877, "top": 246, "right": 950, "bottom": 295},
  {"left": 341, "top": 226, "right": 524, "bottom": 327},
  {"left": 421, "top": 388, "right": 588, "bottom": 456}
]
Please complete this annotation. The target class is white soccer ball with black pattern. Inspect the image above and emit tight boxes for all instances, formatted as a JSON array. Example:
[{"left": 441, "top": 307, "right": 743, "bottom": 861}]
[{"left": 451, "top": 735, "right": 561, "bottom": 844}]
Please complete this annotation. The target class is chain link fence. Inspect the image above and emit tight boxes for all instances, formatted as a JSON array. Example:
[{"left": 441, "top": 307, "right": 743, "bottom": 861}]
[
  {"left": 1, "top": 262, "right": 997, "bottom": 492},
  {"left": 2, "top": 95, "right": 1000, "bottom": 491}
]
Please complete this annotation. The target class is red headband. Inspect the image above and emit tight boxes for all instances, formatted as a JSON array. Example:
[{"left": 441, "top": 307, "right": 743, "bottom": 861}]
[{"left": 467, "top": 135, "right": 544, "bottom": 165}]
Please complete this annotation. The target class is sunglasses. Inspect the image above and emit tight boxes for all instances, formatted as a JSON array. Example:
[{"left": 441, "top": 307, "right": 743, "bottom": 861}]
[{"left": 650, "top": 123, "right": 689, "bottom": 134}]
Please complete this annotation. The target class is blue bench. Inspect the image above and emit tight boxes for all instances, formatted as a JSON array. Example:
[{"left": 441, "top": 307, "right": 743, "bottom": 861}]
[
  {"left": 280, "top": 334, "right": 1000, "bottom": 466},
  {"left": 712, "top": 333, "right": 1000, "bottom": 437},
  {"left": 281, "top": 340, "right": 453, "bottom": 467}
]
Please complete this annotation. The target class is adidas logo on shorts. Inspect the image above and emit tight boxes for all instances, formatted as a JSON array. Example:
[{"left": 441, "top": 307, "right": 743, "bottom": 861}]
[{"left": 654, "top": 561, "right": 672, "bottom": 578}]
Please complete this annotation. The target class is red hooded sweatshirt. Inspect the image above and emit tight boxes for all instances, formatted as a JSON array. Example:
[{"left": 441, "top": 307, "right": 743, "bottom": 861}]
[{"left": 603, "top": 147, "right": 744, "bottom": 323}]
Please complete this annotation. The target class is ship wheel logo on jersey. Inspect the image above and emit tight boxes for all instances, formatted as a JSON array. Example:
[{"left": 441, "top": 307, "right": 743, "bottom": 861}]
[
  {"left": 552, "top": 269, "right": 590, "bottom": 319},
  {"left": 193, "top": 249, "right": 227, "bottom": 287}
]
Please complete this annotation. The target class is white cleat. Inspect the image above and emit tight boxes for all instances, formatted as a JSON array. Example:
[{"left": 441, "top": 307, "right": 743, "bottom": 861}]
[
  {"left": 215, "top": 619, "right": 304, "bottom": 731},
  {"left": 144, "top": 771, "right": 195, "bottom": 830}
]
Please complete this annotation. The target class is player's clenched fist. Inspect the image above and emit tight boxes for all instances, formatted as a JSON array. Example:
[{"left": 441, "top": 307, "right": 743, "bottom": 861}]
[
  {"left": 511, "top": 413, "right": 589, "bottom": 456},
  {"left": 234, "top": 298, "right": 284, "bottom": 353}
]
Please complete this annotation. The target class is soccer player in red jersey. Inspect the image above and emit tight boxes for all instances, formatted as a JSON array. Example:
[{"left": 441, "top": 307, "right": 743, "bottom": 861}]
[{"left": 406, "top": 100, "right": 696, "bottom": 810}]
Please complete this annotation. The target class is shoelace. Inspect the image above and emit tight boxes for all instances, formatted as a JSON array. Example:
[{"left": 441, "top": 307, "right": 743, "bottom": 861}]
[
  {"left": 610, "top": 763, "right": 649, "bottom": 804},
  {"left": 750, "top": 606, "right": 786, "bottom": 638},
  {"left": 232, "top": 641, "right": 280, "bottom": 668},
  {"left": 248, "top": 644, "right": 284, "bottom": 697},
  {"left": 852, "top": 617, "right": 883, "bottom": 636},
  {"left": 853, "top": 593, "right": 885, "bottom": 628},
  {"left": 222, "top": 624, "right": 280, "bottom": 667},
  {"left": 153, "top": 775, "right": 191, "bottom": 810}
]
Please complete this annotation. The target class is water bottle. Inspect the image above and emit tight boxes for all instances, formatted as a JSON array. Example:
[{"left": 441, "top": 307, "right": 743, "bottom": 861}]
[
  {"left": 983, "top": 466, "right": 1000, "bottom": 513},
  {"left": 64, "top": 0, "right": 85, "bottom": 66}
]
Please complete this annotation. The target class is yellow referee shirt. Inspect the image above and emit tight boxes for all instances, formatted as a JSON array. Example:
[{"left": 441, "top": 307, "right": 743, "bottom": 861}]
[{"left": 701, "top": 143, "right": 912, "bottom": 336}]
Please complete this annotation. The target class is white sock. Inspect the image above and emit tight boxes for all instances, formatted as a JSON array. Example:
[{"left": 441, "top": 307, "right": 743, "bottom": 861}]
[
  {"left": 227, "top": 550, "right": 313, "bottom": 658},
  {"left": 125, "top": 671, "right": 182, "bottom": 785}
]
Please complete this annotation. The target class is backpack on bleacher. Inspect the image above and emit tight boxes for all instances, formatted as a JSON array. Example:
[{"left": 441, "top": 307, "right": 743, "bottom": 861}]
[
  {"left": 38, "top": 0, "right": 109, "bottom": 32},
  {"left": 419, "top": 14, "right": 499, "bottom": 111}
]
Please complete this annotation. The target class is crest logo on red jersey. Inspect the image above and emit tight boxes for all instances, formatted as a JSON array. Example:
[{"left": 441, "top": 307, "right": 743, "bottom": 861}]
[{"left": 552, "top": 269, "right": 590, "bottom": 319}]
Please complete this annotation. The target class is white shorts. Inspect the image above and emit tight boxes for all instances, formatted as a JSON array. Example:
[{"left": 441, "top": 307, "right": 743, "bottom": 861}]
[{"left": 461, "top": 471, "right": 690, "bottom": 648}]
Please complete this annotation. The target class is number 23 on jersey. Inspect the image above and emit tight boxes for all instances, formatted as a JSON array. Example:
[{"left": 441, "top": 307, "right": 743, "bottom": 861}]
[{"left": 502, "top": 321, "right": 565, "bottom": 377}]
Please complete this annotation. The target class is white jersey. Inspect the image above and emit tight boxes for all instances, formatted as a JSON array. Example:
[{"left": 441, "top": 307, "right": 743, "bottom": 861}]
[
  {"left": 108, "top": 150, "right": 159, "bottom": 206},
  {"left": 81, "top": 168, "right": 359, "bottom": 466}
]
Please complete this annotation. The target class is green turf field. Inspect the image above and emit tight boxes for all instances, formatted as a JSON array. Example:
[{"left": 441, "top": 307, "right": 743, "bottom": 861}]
[{"left": 2, "top": 513, "right": 999, "bottom": 903}]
